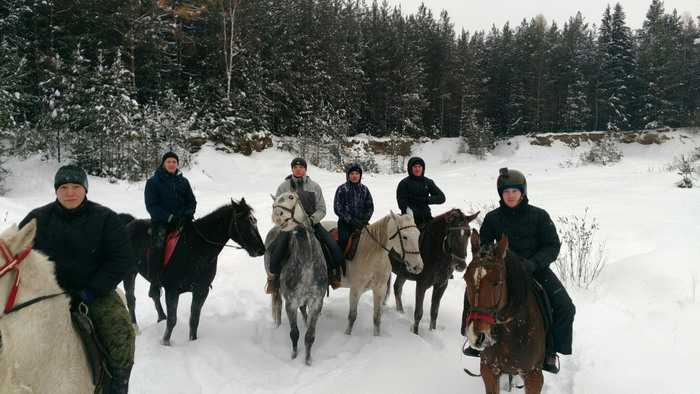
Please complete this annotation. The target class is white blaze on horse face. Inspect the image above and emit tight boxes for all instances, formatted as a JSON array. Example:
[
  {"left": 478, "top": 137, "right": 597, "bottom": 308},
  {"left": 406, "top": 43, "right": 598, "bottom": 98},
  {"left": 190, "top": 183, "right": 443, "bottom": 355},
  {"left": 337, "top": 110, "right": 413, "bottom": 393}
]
[{"left": 473, "top": 266, "right": 487, "bottom": 291}]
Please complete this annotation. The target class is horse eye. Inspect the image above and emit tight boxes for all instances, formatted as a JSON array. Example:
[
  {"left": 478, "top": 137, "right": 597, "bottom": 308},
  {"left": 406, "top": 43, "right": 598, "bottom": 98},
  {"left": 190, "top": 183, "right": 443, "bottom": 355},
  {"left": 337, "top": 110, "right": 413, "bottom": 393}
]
[
  {"left": 289, "top": 196, "right": 294, "bottom": 199},
  {"left": 403, "top": 236, "right": 408, "bottom": 240}
]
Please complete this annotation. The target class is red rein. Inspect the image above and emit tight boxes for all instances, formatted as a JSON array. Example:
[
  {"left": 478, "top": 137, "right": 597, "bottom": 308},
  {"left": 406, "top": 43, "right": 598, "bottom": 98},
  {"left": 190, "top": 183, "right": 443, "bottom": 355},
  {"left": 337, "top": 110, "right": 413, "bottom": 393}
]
[
  {"left": 467, "top": 311, "right": 496, "bottom": 325},
  {"left": 0, "top": 241, "right": 33, "bottom": 314}
]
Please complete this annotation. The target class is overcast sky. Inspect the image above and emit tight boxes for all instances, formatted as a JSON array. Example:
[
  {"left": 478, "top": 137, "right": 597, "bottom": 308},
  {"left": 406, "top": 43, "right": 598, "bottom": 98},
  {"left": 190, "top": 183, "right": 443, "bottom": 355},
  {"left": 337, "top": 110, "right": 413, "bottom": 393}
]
[{"left": 392, "top": 0, "right": 700, "bottom": 33}]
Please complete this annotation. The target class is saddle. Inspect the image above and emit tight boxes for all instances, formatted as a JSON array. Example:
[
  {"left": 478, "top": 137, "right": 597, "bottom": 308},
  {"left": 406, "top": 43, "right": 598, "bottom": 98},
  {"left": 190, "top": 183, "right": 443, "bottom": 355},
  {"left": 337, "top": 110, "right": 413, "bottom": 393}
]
[
  {"left": 70, "top": 303, "right": 110, "bottom": 388},
  {"left": 328, "top": 227, "right": 360, "bottom": 260},
  {"left": 163, "top": 230, "right": 181, "bottom": 269}
]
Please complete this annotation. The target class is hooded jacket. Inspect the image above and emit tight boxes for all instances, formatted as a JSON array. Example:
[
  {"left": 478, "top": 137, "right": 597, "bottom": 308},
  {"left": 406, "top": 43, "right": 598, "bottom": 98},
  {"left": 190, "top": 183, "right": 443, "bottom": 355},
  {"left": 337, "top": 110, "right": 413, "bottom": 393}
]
[{"left": 396, "top": 157, "right": 445, "bottom": 225}]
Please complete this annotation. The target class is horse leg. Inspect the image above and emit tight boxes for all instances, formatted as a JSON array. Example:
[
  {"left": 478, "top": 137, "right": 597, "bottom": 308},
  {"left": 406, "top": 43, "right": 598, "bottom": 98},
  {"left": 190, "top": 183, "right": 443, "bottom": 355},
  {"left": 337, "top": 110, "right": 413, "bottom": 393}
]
[
  {"left": 161, "top": 289, "right": 179, "bottom": 346},
  {"left": 285, "top": 301, "right": 300, "bottom": 359},
  {"left": 304, "top": 300, "right": 323, "bottom": 366},
  {"left": 300, "top": 305, "right": 308, "bottom": 325},
  {"left": 123, "top": 272, "right": 138, "bottom": 329},
  {"left": 372, "top": 286, "right": 385, "bottom": 336},
  {"left": 393, "top": 275, "right": 407, "bottom": 313},
  {"left": 481, "top": 365, "right": 500, "bottom": 394},
  {"left": 412, "top": 282, "right": 429, "bottom": 335},
  {"left": 345, "top": 286, "right": 360, "bottom": 335},
  {"left": 150, "top": 284, "right": 167, "bottom": 322},
  {"left": 272, "top": 292, "right": 282, "bottom": 328},
  {"left": 429, "top": 281, "right": 448, "bottom": 330},
  {"left": 383, "top": 275, "right": 391, "bottom": 306},
  {"left": 189, "top": 286, "right": 210, "bottom": 341},
  {"left": 522, "top": 370, "right": 544, "bottom": 394}
]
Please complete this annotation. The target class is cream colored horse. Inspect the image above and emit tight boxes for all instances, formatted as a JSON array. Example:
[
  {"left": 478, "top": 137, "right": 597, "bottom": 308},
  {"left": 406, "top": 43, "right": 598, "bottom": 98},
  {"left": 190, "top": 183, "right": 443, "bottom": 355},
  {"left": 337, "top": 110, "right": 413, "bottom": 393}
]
[
  {"left": 324, "top": 210, "right": 423, "bottom": 336},
  {"left": 0, "top": 220, "right": 94, "bottom": 394}
]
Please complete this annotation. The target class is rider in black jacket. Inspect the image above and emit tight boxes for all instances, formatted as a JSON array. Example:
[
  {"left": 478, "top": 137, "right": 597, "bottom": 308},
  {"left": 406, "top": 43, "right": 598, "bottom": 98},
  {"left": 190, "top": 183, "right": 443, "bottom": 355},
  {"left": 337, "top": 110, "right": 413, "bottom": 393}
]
[{"left": 396, "top": 157, "right": 445, "bottom": 227}]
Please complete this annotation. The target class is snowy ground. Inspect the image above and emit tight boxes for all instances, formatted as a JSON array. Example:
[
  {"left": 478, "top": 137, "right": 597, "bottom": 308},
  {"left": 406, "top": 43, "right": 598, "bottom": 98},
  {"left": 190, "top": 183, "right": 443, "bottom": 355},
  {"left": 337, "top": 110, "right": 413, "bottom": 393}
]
[{"left": 1, "top": 130, "right": 699, "bottom": 393}]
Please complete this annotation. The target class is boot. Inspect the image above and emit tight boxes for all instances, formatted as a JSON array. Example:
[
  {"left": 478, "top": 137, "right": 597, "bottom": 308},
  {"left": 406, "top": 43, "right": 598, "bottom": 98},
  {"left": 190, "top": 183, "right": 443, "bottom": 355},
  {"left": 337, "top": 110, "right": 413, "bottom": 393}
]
[
  {"left": 265, "top": 273, "right": 279, "bottom": 295},
  {"left": 462, "top": 345, "right": 480, "bottom": 357},
  {"left": 104, "top": 365, "right": 132, "bottom": 394},
  {"left": 542, "top": 353, "right": 559, "bottom": 374},
  {"left": 329, "top": 268, "right": 342, "bottom": 290}
]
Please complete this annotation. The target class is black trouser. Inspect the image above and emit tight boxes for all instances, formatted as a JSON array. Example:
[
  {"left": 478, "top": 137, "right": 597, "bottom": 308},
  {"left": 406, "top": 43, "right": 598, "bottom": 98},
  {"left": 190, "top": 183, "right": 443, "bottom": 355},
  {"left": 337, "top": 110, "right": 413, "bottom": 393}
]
[
  {"left": 337, "top": 221, "right": 356, "bottom": 251},
  {"left": 269, "top": 223, "right": 344, "bottom": 275},
  {"left": 461, "top": 267, "right": 575, "bottom": 355},
  {"left": 149, "top": 222, "right": 169, "bottom": 285}
]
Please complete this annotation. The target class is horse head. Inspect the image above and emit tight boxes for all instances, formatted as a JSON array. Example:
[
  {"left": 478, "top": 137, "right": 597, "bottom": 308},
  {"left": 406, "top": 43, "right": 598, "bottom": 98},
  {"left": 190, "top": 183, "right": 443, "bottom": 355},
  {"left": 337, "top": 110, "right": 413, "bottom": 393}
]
[
  {"left": 388, "top": 210, "right": 423, "bottom": 275},
  {"left": 442, "top": 209, "right": 479, "bottom": 272},
  {"left": 464, "top": 229, "right": 509, "bottom": 351},
  {"left": 230, "top": 198, "right": 266, "bottom": 257},
  {"left": 272, "top": 192, "right": 312, "bottom": 231}
]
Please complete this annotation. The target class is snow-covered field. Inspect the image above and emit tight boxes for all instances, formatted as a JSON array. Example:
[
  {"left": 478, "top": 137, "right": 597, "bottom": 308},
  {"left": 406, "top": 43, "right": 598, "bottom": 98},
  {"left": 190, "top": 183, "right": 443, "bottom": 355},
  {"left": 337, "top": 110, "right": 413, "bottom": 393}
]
[{"left": 1, "top": 130, "right": 699, "bottom": 393}]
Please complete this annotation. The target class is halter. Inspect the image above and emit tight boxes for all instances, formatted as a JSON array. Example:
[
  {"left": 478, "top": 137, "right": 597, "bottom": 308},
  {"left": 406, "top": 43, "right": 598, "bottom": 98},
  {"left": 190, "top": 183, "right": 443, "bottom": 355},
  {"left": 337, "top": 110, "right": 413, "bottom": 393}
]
[
  {"left": 364, "top": 214, "right": 421, "bottom": 262},
  {"left": 272, "top": 195, "right": 310, "bottom": 229},
  {"left": 442, "top": 225, "right": 469, "bottom": 265},
  {"left": 0, "top": 240, "right": 62, "bottom": 315},
  {"left": 466, "top": 259, "right": 509, "bottom": 325}
]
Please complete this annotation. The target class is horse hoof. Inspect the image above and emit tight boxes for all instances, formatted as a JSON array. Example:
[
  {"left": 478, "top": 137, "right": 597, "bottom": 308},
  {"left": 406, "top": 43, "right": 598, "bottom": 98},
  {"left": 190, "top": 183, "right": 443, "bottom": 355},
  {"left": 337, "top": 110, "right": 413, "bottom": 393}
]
[
  {"left": 305, "top": 356, "right": 312, "bottom": 366},
  {"left": 411, "top": 326, "right": 419, "bottom": 335},
  {"left": 373, "top": 328, "right": 380, "bottom": 336},
  {"left": 190, "top": 334, "right": 198, "bottom": 341},
  {"left": 161, "top": 339, "right": 171, "bottom": 346},
  {"left": 344, "top": 328, "right": 352, "bottom": 336},
  {"left": 396, "top": 306, "right": 404, "bottom": 313},
  {"left": 291, "top": 350, "right": 298, "bottom": 360},
  {"left": 157, "top": 315, "right": 167, "bottom": 322}
]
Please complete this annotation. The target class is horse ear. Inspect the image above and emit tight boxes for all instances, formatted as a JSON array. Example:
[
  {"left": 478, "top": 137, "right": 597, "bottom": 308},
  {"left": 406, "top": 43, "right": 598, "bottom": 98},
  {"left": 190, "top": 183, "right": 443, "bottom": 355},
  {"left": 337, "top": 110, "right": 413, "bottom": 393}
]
[
  {"left": 406, "top": 207, "right": 414, "bottom": 217},
  {"left": 470, "top": 229, "right": 480, "bottom": 254},
  {"left": 270, "top": 194, "right": 276, "bottom": 201},
  {"left": 465, "top": 211, "right": 480, "bottom": 224},
  {"left": 497, "top": 233, "right": 509, "bottom": 260},
  {"left": 10, "top": 219, "right": 36, "bottom": 253}
]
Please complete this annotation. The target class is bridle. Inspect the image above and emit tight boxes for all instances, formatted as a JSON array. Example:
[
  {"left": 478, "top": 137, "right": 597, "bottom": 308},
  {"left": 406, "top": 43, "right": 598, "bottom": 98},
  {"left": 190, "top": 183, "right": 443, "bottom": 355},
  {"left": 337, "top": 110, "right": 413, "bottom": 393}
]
[
  {"left": 192, "top": 204, "right": 247, "bottom": 250},
  {"left": 442, "top": 225, "right": 469, "bottom": 265},
  {"left": 364, "top": 214, "right": 421, "bottom": 262},
  {"left": 0, "top": 240, "right": 64, "bottom": 315},
  {"left": 466, "top": 257, "right": 509, "bottom": 325},
  {"left": 273, "top": 195, "right": 311, "bottom": 229}
]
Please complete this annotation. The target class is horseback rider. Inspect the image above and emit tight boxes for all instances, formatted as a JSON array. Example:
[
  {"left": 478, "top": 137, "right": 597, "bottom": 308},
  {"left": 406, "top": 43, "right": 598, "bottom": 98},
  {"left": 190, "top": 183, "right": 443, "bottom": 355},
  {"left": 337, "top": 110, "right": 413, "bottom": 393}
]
[
  {"left": 144, "top": 151, "right": 197, "bottom": 297},
  {"left": 396, "top": 157, "right": 445, "bottom": 228},
  {"left": 334, "top": 162, "right": 374, "bottom": 260},
  {"left": 19, "top": 165, "right": 135, "bottom": 394},
  {"left": 461, "top": 167, "right": 576, "bottom": 375},
  {"left": 267, "top": 157, "right": 344, "bottom": 293}
]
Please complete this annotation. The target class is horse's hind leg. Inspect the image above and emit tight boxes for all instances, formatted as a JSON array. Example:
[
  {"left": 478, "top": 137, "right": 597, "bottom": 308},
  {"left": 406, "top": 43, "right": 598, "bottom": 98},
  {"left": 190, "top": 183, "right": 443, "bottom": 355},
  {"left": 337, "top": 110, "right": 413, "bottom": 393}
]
[
  {"left": 149, "top": 285, "right": 167, "bottom": 322},
  {"left": 304, "top": 300, "right": 323, "bottom": 366},
  {"left": 189, "top": 286, "right": 210, "bottom": 341},
  {"left": 299, "top": 305, "right": 308, "bottom": 325},
  {"left": 123, "top": 272, "right": 138, "bottom": 328},
  {"left": 161, "top": 289, "right": 179, "bottom": 346},
  {"left": 412, "top": 282, "right": 430, "bottom": 335},
  {"left": 285, "top": 301, "right": 300, "bottom": 359},
  {"left": 481, "top": 366, "right": 500, "bottom": 394},
  {"left": 393, "top": 275, "right": 407, "bottom": 313},
  {"left": 372, "top": 286, "right": 385, "bottom": 336},
  {"left": 522, "top": 370, "right": 543, "bottom": 394},
  {"left": 429, "top": 281, "right": 448, "bottom": 330},
  {"left": 383, "top": 275, "right": 391, "bottom": 306},
  {"left": 345, "top": 286, "right": 360, "bottom": 335}
]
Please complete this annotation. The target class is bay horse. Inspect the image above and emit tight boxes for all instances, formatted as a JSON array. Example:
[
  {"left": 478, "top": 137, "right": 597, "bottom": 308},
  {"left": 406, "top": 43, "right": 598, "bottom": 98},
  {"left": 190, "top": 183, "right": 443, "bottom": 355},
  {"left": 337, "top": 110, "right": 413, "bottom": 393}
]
[
  {"left": 464, "top": 229, "right": 546, "bottom": 394},
  {"left": 268, "top": 191, "right": 328, "bottom": 365},
  {"left": 388, "top": 208, "right": 478, "bottom": 334},
  {"left": 321, "top": 210, "right": 424, "bottom": 337},
  {"left": 124, "top": 198, "right": 265, "bottom": 345},
  {"left": 0, "top": 220, "right": 94, "bottom": 393}
]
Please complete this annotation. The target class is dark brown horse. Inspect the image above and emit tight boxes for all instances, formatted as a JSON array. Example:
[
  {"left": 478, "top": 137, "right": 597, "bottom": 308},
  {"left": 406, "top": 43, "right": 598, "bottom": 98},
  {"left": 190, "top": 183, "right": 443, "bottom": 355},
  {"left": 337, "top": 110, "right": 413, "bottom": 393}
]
[
  {"left": 464, "top": 229, "right": 545, "bottom": 394},
  {"left": 388, "top": 209, "right": 478, "bottom": 334}
]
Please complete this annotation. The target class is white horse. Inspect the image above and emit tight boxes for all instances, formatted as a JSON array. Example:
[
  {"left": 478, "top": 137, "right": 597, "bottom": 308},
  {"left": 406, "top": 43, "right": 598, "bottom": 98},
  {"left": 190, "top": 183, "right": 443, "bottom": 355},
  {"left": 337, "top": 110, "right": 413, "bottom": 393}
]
[
  {"left": 322, "top": 211, "right": 423, "bottom": 336},
  {"left": 0, "top": 219, "right": 94, "bottom": 394}
]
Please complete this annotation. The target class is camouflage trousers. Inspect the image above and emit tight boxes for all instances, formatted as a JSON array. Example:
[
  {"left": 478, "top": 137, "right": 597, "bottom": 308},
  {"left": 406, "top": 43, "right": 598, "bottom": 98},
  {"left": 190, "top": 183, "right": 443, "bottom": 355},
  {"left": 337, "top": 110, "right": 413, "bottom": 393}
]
[{"left": 87, "top": 290, "right": 136, "bottom": 370}]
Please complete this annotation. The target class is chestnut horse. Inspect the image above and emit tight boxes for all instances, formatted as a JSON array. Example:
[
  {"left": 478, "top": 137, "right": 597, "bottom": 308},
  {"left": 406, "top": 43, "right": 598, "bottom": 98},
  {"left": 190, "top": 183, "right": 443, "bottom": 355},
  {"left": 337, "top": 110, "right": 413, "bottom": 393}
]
[{"left": 464, "top": 229, "right": 546, "bottom": 394}]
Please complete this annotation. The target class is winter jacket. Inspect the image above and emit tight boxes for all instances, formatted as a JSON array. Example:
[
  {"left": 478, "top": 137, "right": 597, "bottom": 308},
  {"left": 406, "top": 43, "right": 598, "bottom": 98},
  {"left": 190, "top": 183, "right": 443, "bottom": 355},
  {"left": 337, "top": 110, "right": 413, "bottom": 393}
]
[
  {"left": 144, "top": 167, "right": 197, "bottom": 224},
  {"left": 334, "top": 181, "right": 374, "bottom": 228},
  {"left": 19, "top": 200, "right": 134, "bottom": 296},
  {"left": 479, "top": 197, "right": 561, "bottom": 273},
  {"left": 275, "top": 175, "right": 326, "bottom": 224},
  {"left": 396, "top": 157, "right": 445, "bottom": 225}
]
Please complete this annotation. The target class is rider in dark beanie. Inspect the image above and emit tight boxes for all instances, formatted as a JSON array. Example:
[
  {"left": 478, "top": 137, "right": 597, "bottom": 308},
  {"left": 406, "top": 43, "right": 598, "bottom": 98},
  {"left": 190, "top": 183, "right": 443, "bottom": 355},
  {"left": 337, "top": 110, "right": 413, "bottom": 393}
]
[
  {"left": 290, "top": 157, "right": 307, "bottom": 169},
  {"left": 161, "top": 151, "right": 179, "bottom": 167},
  {"left": 54, "top": 164, "right": 89, "bottom": 192}
]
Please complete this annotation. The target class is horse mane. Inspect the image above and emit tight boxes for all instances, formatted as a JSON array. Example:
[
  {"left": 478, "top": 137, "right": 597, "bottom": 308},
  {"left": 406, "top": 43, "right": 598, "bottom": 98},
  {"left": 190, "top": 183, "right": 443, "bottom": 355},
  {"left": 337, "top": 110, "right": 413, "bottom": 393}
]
[
  {"left": 195, "top": 200, "right": 250, "bottom": 227},
  {"left": 365, "top": 214, "right": 392, "bottom": 246},
  {"left": 502, "top": 250, "right": 532, "bottom": 316}
]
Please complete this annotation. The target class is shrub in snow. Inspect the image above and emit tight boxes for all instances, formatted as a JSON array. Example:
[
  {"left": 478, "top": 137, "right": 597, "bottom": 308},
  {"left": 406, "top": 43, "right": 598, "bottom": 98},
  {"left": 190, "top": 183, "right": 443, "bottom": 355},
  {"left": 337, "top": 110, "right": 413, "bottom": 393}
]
[
  {"left": 466, "top": 201, "right": 499, "bottom": 228},
  {"left": 675, "top": 154, "right": 696, "bottom": 188},
  {"left": 580, "top": 133, "right": 623, "bottom": 165},
  {"left": 554, "top": 208, "right": 607, "bottom": 289}
]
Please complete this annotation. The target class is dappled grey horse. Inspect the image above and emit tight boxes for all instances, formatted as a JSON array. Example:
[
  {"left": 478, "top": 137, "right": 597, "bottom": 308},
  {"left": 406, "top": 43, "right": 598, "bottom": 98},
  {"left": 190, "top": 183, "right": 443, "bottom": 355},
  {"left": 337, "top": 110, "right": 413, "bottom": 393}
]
[{"left": 267, "top": 192, "right": 328, "bottom": 365}]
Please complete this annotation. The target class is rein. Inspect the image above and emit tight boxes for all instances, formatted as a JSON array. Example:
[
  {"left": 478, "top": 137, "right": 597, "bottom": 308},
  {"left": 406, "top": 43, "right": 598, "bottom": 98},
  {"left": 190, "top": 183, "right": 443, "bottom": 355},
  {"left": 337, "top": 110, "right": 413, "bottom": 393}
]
[
  {"left": 442, "top": 225, "right": 469, "bottom": 264},
  {"left": 0, "top": 240, "right": 61, "bottom": 315},
  {"left": 363, "top": 215, "right": 420, "bottom": 261},
  {"left": 191, "top": 206, "right": 245, "bottom": 250}
]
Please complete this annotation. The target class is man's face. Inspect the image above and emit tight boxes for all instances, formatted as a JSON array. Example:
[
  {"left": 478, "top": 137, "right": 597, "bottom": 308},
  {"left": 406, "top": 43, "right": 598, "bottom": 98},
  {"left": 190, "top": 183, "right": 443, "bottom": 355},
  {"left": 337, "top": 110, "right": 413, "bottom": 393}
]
[
  {"left": 56, "top": 183, "right": 87, "bottom": 209},
  {"left": 292, "top": 165, "right": 306, "bottom": 178},
  {"left": 163, "top": 158, "right": 178, "bottom": 173},
  {"left": 411, "top": 164, "right": 423, "bottom": 177},
  {"left": 501, "top": 188, "right": 523, "bottom": 208},
  {"left": 348, "top": 171, "right": 361, "bottom": 183}
]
